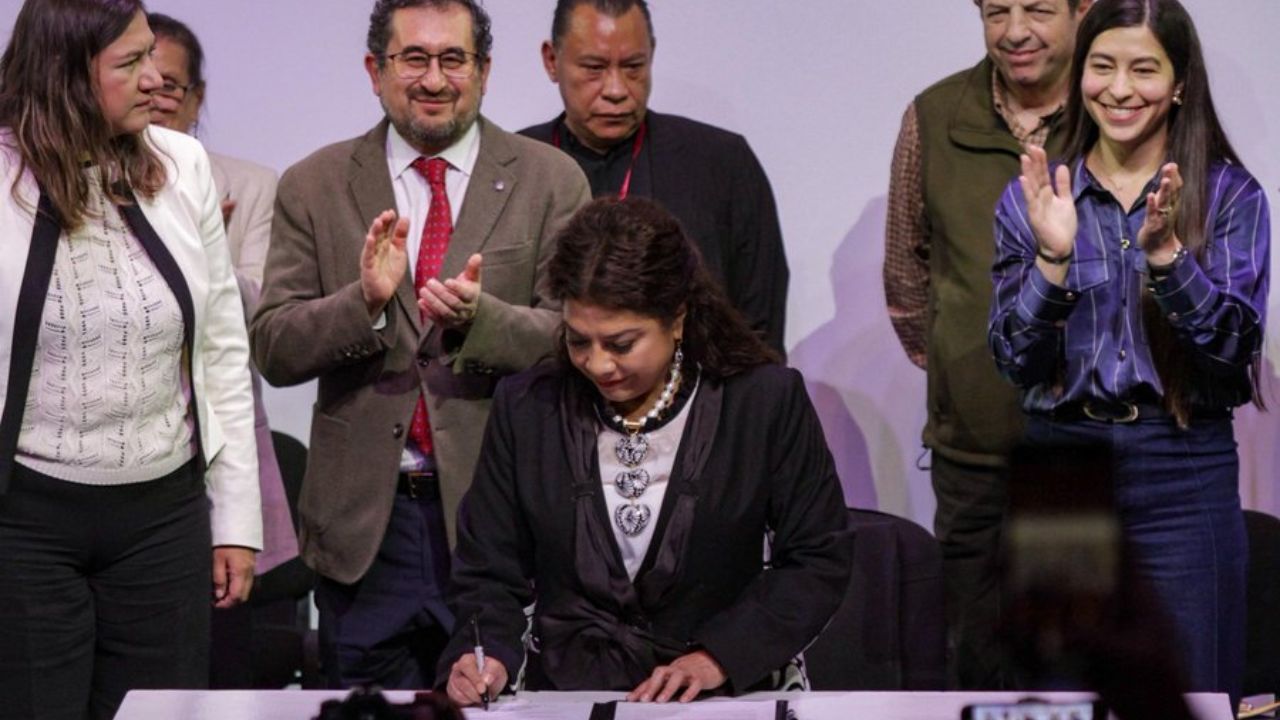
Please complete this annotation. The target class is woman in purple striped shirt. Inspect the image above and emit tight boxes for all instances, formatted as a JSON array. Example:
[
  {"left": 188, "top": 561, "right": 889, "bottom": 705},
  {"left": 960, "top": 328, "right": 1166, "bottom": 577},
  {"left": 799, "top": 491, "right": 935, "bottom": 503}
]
[{"left": 988, "top": 0, "right": 1268, "bottom": 701}]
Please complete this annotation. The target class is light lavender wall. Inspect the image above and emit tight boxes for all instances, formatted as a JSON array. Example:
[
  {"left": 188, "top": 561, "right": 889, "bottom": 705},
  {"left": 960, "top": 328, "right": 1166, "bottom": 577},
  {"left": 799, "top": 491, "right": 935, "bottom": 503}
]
[{"left": 2, "top": 1, "right": 1277, "bottom": 525}]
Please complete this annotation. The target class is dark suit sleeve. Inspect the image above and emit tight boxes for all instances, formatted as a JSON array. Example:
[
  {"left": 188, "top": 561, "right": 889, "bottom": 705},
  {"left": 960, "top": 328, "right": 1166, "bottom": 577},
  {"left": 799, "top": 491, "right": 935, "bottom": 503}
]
[
  {"left": 693, "top": 370, "right": 852, "bottom": 690},
  {"left": 437, "top": 379, "right": 537, "bottom": 686},
  {"left": 726, "top": 139, "right": 789, "bottom": 357}
]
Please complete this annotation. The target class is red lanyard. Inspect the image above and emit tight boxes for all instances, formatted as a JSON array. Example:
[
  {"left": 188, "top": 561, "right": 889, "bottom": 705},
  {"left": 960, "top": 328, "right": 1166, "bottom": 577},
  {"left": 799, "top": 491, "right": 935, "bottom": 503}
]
[{"left": 552, "top": 121, "right": 647, "bottom": 200}]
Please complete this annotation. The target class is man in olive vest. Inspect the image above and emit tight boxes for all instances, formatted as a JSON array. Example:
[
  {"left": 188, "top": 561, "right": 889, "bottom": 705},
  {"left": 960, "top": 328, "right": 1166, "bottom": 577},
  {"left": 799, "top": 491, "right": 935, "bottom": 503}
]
[{"left": 883, "top": 0, "right": 1092, "bottom": 689}]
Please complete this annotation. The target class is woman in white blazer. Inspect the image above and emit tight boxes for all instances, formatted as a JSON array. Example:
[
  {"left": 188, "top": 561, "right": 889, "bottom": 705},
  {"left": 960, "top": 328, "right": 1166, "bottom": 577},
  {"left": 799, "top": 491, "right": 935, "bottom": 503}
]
[{"left": 0, "top": 2, "right": 260, "bottom": 718}]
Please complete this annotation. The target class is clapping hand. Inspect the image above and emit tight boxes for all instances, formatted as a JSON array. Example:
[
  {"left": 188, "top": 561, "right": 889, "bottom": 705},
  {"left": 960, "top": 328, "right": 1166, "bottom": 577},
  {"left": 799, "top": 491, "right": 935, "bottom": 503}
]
[
  {"left": 419, "top": 253, "right": 483, "bottom": 329},
  {"left": 360, "top": 209, "right": 410, "bottom": 318},
  {"left": 1018, "top": 145, "right": 1077, "bottom": 265},
  {"left": 1138, "top": 163, "right": 1184, "bottom": 264}
]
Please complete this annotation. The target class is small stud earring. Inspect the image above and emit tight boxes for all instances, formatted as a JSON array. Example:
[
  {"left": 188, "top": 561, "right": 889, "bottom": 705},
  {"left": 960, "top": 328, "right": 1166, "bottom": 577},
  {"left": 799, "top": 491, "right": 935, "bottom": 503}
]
[{"left": 1172, "top": 89, "right": 1184, "bottom": 105}]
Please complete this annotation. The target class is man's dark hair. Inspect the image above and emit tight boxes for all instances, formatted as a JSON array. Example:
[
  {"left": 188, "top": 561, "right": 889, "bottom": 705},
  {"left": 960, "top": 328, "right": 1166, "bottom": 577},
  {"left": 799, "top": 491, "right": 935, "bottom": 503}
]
[
  {"left": 367, "top": 0, "right": 493, "bottom": 62},
  {"left": 551, "top": 0, "right": 654, "bottom": 48},
  {"left": 147, "top": 12, "right": 206, "bottom": 90}
]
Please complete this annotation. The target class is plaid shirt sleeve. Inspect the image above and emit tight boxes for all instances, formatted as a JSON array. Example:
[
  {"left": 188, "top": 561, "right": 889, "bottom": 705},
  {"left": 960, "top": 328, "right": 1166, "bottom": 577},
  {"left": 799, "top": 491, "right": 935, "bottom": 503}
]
[{"left": 883, "top": 102, "right": 930, "bottom": 369}]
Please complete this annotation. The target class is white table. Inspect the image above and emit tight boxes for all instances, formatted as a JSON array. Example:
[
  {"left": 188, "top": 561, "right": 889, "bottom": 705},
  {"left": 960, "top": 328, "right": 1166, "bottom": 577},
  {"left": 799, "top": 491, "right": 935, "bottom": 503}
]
[{"left": 113, "top": 689, "right": 1234, "bottom": 720}]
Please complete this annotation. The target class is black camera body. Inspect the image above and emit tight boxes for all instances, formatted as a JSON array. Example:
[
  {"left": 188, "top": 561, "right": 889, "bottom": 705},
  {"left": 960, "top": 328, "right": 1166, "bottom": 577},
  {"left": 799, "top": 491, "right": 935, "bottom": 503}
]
[{"left": 313, "top": 687, "right": 463, "bottom": 720}]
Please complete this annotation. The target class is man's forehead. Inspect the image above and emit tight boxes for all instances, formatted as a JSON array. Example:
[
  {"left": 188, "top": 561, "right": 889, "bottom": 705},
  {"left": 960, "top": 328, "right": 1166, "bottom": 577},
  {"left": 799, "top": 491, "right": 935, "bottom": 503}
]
[
  {"left": 979, "top": 0, "right": 1069, "bottom": 10},
  {"left": 152, "top": 38, "right": 190, "bottom": 76},
  {"left": 389, "top": 5, "right": 475, "bottom": 50},
  {"left": 564, "top": 3, "right": 652, "bottom": 48}
]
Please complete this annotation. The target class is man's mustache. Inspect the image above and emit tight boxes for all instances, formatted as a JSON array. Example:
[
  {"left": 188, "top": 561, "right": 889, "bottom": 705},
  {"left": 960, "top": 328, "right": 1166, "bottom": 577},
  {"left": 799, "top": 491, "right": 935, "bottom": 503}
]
[
  {"left": 408, "top": 88, "right": 458, "bottom": 102},
  {"left": 997, "top": 41, "right": 1043, "bottom": 52}
]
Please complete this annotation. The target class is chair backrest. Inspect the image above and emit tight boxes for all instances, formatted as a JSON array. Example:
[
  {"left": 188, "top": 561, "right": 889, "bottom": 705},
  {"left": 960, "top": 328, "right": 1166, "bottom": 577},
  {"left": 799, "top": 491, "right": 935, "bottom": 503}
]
[
  {"left": 1244, "top": 509, "right": 1280, "bottom": 696},
  {"left": 255, "top": 431, "right": 315, "bottom": 606},
  {"left": 270, "top": 430, "right": 308, "bottom": 531},
  {"left": 251, "top": 431, "right": 320, "bottom": 688},
  {"left": 804, "top": 508, "right": 947, "bottom": 690}
]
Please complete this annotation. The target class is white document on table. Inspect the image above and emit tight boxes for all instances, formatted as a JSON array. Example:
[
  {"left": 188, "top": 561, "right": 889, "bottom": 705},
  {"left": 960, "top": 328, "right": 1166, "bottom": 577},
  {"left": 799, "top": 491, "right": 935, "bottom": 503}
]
[
  {"left": 612, "top": 700, "right": 783, "bottom": 720},
  {"left": 462, "top": 697, "right": 597, "bottom": 720}
]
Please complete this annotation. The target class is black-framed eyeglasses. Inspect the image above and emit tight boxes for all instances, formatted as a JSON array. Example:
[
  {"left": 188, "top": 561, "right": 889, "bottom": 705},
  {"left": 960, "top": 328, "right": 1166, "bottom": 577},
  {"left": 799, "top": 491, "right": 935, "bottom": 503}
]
[
  {"left": 155, "top": 77, "right": 195, "bottom": 101},
  {"left": 385, "top": 50, "right": 482, "bottom": 81}
]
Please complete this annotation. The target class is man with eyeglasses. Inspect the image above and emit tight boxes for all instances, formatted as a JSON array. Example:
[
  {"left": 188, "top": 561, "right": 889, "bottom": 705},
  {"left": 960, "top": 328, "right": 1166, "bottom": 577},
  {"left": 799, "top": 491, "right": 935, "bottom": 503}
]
[
  {"left": 146, "top": 12, "right": 302, "bottom": 690},
  {"left": 147, "top": 13, "right": 278, "bottom": 289},
  {"left": 250, "top": 0, "right": 589, "bottom": 690},
  {"left": 521, "top": 0, "right": 789, "bottom": 357}
]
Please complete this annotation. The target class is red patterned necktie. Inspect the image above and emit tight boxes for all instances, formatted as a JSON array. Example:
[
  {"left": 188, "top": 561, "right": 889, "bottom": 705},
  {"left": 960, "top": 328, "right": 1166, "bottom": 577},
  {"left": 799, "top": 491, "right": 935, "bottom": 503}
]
[{"left": 407, "top": 157, "right": 452, "bottom": 456}]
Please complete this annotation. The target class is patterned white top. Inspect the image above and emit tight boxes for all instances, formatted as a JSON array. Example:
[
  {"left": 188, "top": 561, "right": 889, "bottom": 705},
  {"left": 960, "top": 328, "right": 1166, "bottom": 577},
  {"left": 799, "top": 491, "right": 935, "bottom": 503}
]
[{"left": 17, "top": 180, "right": 194, "bottom": 484}]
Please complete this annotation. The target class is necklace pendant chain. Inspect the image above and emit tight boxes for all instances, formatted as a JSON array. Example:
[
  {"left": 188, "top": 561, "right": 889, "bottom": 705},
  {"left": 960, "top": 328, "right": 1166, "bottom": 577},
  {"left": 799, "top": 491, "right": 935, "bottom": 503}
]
[
  {"left": 609, "top": 345, "right": 683, "bottom": 436},
  {"left": 606, "top": 345, "right": 684, "bottom": 537}
]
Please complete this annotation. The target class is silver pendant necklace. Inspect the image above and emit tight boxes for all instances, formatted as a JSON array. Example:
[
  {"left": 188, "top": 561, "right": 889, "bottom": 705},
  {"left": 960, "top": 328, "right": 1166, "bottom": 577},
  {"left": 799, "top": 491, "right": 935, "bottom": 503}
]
[{"left": 610, "top": 344, "right": 683, "bottom": 537}]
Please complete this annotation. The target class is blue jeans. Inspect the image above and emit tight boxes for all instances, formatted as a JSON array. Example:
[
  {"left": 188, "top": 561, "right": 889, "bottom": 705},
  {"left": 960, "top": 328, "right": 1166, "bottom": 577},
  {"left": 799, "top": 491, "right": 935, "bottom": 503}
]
[{"left": 1025, "top": 415, "right": 1246, "bottom": 701}]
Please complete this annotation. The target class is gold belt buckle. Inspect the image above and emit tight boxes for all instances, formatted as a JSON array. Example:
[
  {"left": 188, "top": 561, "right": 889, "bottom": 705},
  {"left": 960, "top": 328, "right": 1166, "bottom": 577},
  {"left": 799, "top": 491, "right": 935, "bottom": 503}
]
[{"left": 1082, "top": 401, "right": 1140, "bottom": 423}]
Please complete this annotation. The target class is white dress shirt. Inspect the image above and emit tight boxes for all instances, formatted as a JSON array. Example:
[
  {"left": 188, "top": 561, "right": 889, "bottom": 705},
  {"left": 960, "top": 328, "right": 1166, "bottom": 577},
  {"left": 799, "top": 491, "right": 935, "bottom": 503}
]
[
  {"left": 385, "top": 121, "right": 481, "bottom": 471},
  {"left": 385, "top": 121, "right": 481, "bottom": 285}
]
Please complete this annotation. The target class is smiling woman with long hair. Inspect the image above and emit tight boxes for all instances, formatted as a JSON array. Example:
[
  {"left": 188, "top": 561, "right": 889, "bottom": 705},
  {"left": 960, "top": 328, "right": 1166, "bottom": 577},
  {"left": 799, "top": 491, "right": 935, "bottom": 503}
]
[
  {"left": 438, "top": 197, "right": 851, "bottom": 706},
  {"left": 988, "top": 0, "right": 1268, "bottom": 702},
  {"left": 0, "top": 1, "right": 261, "bottom": 717}
]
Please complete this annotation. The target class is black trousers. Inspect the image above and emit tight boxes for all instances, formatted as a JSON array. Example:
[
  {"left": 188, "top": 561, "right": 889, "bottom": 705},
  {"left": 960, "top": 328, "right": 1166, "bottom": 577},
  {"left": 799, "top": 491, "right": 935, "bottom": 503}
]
[
  {"left": 0, "top": 461, "right": 211, "bottom": 720},
  {"left": 931, "top": 453, "right": 1009, "bottom": 690}
]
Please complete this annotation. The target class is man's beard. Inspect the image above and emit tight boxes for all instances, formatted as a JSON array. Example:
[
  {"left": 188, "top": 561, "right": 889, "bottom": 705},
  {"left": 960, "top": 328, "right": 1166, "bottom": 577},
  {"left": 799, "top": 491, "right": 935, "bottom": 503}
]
[{"left": 386, "top": 93, "right": 481, "bottom": 154}]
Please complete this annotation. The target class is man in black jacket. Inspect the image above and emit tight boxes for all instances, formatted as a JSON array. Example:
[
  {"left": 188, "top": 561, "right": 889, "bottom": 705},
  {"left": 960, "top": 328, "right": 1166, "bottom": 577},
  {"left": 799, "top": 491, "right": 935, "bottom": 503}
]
[{"left": 520, "top": 0, "right": 789, "bottom": 356}]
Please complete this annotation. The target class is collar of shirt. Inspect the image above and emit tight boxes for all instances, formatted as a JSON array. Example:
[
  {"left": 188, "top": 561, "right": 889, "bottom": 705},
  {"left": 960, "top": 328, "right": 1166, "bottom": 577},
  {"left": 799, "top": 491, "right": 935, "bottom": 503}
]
[
  {"left": 560, "top": 121, "right": 637, "bottom": 164},
  {"left": 991, "top": 68, "right": 1063, "bottom": 149},
  {"left": 386, "top": 119, "right": 481, "bottom": 189},
  {"left": 558, "top": 119, "right": 640, "bottom": 197},
  {"left": 384, "top": 119, "right": 480, "bottom": 278},
  {"left": 1070, "top": 156, "right": 1164, "bottom": 208}
]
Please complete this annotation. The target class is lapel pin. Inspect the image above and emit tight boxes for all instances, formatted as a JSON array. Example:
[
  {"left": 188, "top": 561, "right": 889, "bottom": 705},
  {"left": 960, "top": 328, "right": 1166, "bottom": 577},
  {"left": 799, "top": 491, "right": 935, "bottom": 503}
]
[{"left": 493, "top": 180, "right": 505, "bottom": 192}]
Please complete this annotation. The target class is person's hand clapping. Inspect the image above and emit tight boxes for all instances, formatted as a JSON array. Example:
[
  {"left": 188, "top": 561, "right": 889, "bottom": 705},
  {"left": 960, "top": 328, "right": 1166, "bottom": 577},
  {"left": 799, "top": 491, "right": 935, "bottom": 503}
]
[
  {"left": 1138, "top": 162, "right": 1184, "bottom": 265},
  {"left": 1018, "top": 145, "right": 1077, "bottom": 283},
  {"left": 419, "top": 252, "right": 482, "bottom": 328},
  {"left": 360, "top": 209, "right": 409, "bottom": 318}
]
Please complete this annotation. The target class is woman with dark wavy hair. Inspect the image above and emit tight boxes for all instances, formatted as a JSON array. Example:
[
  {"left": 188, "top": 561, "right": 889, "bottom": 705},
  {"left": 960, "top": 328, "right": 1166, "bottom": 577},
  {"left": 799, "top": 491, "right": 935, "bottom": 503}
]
[
  {"left": 0, "top": 1, "right": 261, "bottom": 717},
  {"left": 439, "top": 197, "right": 851, "bottom": 706},
  {"left": 988, "top": 0, "right": 1268, "bottom": 700}
]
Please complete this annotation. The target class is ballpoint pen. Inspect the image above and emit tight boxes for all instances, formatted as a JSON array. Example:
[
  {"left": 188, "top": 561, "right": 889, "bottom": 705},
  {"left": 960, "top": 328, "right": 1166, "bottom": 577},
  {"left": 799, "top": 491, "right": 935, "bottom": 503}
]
[{"left": 471, "top": 615, "right": 490, "bottom": 711}]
